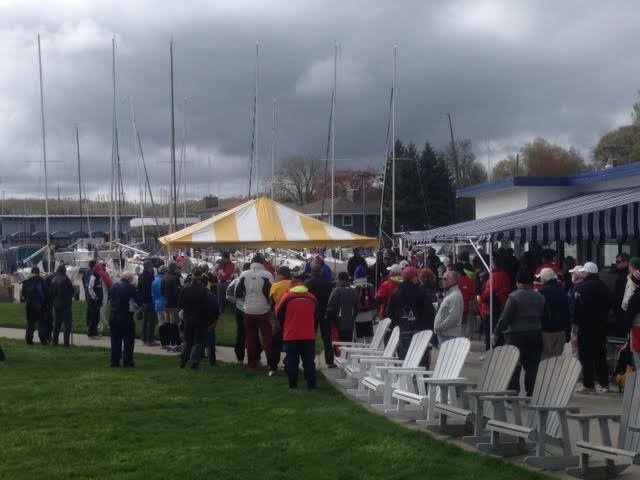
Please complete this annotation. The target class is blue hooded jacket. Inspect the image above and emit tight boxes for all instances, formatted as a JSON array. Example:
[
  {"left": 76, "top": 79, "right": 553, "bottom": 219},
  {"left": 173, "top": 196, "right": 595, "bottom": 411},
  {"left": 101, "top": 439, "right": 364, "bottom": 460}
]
[{"left": 152, "top": 274, "right": 165, "bottom": 312}]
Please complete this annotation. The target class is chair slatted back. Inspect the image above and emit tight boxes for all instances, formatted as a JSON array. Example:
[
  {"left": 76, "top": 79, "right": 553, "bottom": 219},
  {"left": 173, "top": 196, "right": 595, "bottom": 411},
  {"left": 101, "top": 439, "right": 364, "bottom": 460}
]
[
  {"left": 369, "top": 318, "right": 391, "bottom": 350},
  {"left": 619, "top": 372, "right": 640, "bottom": 452},
  {"left": 476, "top": 345, "right": 520, "bottom": 417},
  {"left": 527, "top": 356, "right": 581, "bottom": 438},
  {"left": 382, "top": 326, "right": 400, "bottom": 358},
  {"left": 402, "top": 330, "right": 434, "bottom": 369},
  {"left": 428, "top": 337, "right": 470, "bottom": 401}
]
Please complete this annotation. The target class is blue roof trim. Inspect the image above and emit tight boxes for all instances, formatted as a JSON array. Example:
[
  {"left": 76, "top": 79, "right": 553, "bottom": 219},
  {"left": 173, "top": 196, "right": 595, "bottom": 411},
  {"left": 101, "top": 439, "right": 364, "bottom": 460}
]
[{"left": 456, "top": 162, "right": 640, "bottom": 198}]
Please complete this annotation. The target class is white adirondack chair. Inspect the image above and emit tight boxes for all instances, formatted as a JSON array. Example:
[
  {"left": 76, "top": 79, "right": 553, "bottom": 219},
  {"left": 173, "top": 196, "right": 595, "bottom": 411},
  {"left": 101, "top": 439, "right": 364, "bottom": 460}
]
[
  {"left": 346, "top": 327, "right": 400, "bottom": 395},
  {"left": 334, "top": 318, "right": 391, "bottom": 371},
  {"left": 478, "top": 356, "right": 582, "bottom": 471},
  {"left": 360, "top": 330, "right": 433, "bottom": 411},
  {"left": 567, "top": 372, "right": 640, "bottom": 478},
  {"left": 391, "top": 337, "right": 470, "bottom": 423}
]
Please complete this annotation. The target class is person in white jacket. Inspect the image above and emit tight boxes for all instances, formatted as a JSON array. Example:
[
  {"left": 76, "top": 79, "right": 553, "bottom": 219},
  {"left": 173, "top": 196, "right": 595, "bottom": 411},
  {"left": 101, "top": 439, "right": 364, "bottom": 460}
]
[
  {"left": 434, "top": 271, "right": 464, "bottom": 344},
  {"left": 226, "top": 262, "right": 249, "bottom": 362},
  {"left": 234, "top": 257, "right": 274, "bottom": 368}
]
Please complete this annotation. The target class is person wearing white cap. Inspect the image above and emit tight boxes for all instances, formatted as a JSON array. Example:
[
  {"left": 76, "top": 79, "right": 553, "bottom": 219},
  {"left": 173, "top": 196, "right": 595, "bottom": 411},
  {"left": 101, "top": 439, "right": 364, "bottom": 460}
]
[
  {"left": 571, "top": 261, "right": 611, "bottom": 394},
  {"left": 537, "top": 267, "right": 570, "bottom": 359},
  {"left": 375, "top": 264, "right": 403, "bottom": 319}
]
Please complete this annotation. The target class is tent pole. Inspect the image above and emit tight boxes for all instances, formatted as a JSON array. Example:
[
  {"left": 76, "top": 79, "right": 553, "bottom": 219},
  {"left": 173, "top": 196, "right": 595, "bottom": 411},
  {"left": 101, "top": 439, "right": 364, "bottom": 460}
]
[{"left": 489, "top": 243, "right": 493, "bottom": 351}]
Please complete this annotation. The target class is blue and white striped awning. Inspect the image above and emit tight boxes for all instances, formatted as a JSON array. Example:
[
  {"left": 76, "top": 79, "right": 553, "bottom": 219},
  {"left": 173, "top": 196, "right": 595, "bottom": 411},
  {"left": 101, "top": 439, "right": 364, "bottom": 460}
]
[{"left": 403, "top": 186, "right": 640, "bottom": 244}]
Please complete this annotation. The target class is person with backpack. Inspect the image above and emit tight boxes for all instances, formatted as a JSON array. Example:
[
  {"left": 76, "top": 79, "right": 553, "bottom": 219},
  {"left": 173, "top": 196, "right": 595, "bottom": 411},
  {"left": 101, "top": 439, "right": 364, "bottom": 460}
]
[
  {"left": 20, "top": 266, "right": 48, "bottom": 345},
  {"left": 326, "top": 272, "right": 359, "bottom": 343},
  {"left": 50, "top": 265, "right": 75, "bottom": 347},
  {"left": 386, "top": 267, "right": 435, "bottom": 360},
  {"left": 353, "top": 265, "right": 377, "bottom": 340},
  {"left": 276, "top": 283, "right": 318, "bottom": 389}
]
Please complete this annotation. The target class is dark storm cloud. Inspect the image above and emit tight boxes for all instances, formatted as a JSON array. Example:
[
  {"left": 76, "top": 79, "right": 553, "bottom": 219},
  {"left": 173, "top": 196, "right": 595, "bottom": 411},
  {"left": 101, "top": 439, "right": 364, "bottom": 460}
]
[{"left": 2, "top": 0, "right": 640, "bottom": 201}]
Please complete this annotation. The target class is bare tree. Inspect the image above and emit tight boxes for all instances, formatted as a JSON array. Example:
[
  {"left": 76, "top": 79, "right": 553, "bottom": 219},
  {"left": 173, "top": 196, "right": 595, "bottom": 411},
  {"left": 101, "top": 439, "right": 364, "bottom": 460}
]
[{"left": 275, "top": 154, "right": 322, "bottom": 205}]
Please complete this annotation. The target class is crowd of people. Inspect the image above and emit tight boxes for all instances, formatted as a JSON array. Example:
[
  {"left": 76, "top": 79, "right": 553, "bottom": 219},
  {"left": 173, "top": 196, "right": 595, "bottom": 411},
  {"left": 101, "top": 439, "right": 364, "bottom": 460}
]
[{"left": 17, "top": 245, "right": 640, "bottom": 394}]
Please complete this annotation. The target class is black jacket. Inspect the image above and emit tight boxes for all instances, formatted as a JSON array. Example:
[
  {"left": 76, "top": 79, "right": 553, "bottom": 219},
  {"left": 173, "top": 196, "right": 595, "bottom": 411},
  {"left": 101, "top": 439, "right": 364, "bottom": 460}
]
[
  {"left": 612, "top": 269, "right": 628, "bottom": 316},
  {"left": 178, "top": 281, "right": 210, "bottom": 325},
  {"left": 386, "top": 281, "right": 435, "bottom": 332},
  {"left": 625, "top": 288, "right": 640, "bottom": 332},
  {"left": 537, "top": 280, "right": 569, "bottom": 333},
  {"left": 162, "top": 271, "right": 182, "bottom": 308},
  {"left": 109, "top": 279, "right": 140, "bottom": 321},
  {"left": 50, "top": 272, "right": 75, "bottom": 309},
  {"left": 347, "top": 255, "right": 367, "bottom": 278},
  {"left": 571, "top": 274, "right": 611, "bottom": 332},
  {"left": 20, "top": 275, "right": 47, "bottom": 308},
  {"left": 305, "top": 276, "right": 333, "bottom": 315},
  {"left": 137, "top": 269, "right": 155, "bottom": 304}
]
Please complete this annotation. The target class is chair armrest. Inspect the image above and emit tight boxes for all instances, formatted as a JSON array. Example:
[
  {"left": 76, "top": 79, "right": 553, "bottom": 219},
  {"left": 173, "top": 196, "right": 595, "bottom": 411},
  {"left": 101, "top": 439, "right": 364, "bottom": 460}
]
[
  {"left": 479, "top": 395, "right": 530, "bottom": 403},
  {"left": 356, "top": 357, "right": 403, "bottom": 364},
  {"left": 340, "top": 347, "right": 383, "bottom": 354},
  {"left": 332, "top": 341, "right": 369, "bottom": 347},
  {"left": 377, "top": 366, "right": 427, "bottom": 374},
  {"left": 463, "top": 389, "right": 516, "bottom": 398},
  {"left": 422, "top": 377, "right": 472, "bottom": 386},
  {"left": 523, "top": 404, "right": 580, "bottom": 413},
  {"left": 567, "top": 413, "right": 621, "bottom": 422},
  {"left": 629, "top": 425, "right": 640, "bottom": 432}
]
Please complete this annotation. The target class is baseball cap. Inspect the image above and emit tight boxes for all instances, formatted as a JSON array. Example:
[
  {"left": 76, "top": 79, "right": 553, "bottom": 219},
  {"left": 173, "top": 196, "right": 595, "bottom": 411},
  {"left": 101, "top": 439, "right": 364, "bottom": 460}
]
[
  {"left": 579, "top": 262, "right": 598, "bottom": 274},
  {"left": 387, "top": 264, "right": 402, "bottom": 274},
  {"left": 568, "top": 265, "right": 582, "bottom": 274},
  {"left": 399, "top": 259, "right": 409, "bottom": 269},
  {"left": 535, "top": 267, "right": 558, "bottom": 283},
  {"left": 401, "top": 266, "right": 418, "bottom": 281}
]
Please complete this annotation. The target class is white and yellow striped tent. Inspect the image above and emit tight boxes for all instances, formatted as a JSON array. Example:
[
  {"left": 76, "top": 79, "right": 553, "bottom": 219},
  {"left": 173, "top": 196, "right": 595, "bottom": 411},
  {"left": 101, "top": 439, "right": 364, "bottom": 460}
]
[{"left": 159, "top": 196, "right": 379, "bottom": 249}]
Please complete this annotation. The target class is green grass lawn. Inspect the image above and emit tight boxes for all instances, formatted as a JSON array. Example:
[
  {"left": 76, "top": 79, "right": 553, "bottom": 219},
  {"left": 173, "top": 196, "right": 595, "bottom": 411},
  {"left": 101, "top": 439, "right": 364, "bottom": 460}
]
[{"left": 0, "top": 339, "right": 549, "bottom": 480}]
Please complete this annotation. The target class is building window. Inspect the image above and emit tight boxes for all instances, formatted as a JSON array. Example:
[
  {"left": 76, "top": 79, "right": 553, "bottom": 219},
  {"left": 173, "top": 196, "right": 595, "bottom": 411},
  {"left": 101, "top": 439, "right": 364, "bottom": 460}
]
[{"left": 342, "top": 215, "right": 353, "bottom": 227}]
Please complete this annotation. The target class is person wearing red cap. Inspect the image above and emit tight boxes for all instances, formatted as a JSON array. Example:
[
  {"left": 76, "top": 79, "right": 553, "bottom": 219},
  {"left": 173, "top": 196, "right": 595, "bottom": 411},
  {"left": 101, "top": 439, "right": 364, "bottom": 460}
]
[{"left": 386, "top": 266, "right": 435, "bottom": 360}]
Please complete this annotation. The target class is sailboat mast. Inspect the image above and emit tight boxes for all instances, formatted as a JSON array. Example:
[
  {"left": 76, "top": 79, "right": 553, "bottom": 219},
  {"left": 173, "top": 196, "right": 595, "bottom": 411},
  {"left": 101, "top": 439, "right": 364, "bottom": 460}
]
[
  {"left": 75, "top": 125, "right": 83, "bottom": 233},
  {"left": 37, "top": 33, "right": 51, "bottom": 272},
  {"left": 110, "top": 36, "right": 118, "bottom": 245},
  {"left": 391, "top": 44, "right": 397, "bottom": 238},
  {"left": 330, "top": 42, "right": 337, "bottom": 225},
  {"left": 255, "top": 42, "right": 259, "bottom": 195},
  {"left": 169, "top": 40, "right": 177, "bottom": 233}
]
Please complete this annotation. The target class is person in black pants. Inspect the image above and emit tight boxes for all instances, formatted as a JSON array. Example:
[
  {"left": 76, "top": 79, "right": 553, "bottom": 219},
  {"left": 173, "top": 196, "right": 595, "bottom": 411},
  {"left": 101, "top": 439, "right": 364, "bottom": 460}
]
[
  {"left": 572, "top": 262, "right": 611, "bottom": 393},
  {"left": 109, "top": 272, "right": 140, "bottom": 367},
  {"left": 137, "top": 260, "right": 157, "bottom": 346},
  {"left": 84, "top": 260, "right": 104, "bottom": 338},
  {"left": 20, "top": 266, "right": 48, "bottom": 345},
  {"left": 178, "top": 268, "right": 210, "bottom": 369},
  {"left": 492, "top": 270, "right": 547, "bottom": 397},
  {"left": 50, "top": 265, "right": 75, "bottom": 346},
  {"left": 305, "top": 264, "right": 334, "bottom": 367}
]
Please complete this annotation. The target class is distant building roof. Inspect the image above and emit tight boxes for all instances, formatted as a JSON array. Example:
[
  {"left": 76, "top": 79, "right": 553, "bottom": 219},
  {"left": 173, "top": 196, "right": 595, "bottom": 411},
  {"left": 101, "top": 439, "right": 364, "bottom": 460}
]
[
  {"left": 456, "top": 162, "right": 640, "bottom": 198},
  {"left": 294, "top": 197, "right": 379, "bottom": 216},
  {"left": 197, "top": 198, "right": 245, "bottom": 214},
  {"left": 130, "top": 217, "right": 200, "bottom": 228}
]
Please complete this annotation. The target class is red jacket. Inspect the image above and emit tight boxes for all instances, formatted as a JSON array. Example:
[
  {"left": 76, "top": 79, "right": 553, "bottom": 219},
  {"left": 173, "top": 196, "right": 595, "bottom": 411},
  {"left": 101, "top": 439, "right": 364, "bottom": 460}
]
[
  {"left": 375, "top": 277, "right": 403, "bottom": 318},
  {"left": 533, "top": 260, "right": 565, "bottom": 291},
  {"left": 276, "top": 285, "right": 317, "bottom": 341},
  {"left": 93, "top": 263, "right": 112, "bottom": 291},
  {"left": 458, "top": 275, "right": 475, "bottom": 314},
  {"left": 479, "top": 270, "right": 511, "bottom": 318},
  {"left": 216, "top": 260, "right": 235, "bottom": 283}
]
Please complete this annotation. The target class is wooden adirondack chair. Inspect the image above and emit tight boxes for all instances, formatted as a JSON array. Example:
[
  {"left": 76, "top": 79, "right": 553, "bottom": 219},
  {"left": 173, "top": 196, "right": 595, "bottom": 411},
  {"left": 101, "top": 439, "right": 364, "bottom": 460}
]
[
  {"left": 429, "top": 344, "right": 520, "bottom": 438},
  {"left": 478, "top": 356, "right": 582, "bottom": 471},
  {"left": 391, "top": 337, "right": 471, "bottom": 423},
  {"left": 334, "top": 318, "right": 391, "bottom": 371},
  {"left": 567, "top": 372, "right": 640, "bottom": 478},
  {"left": 346, "top": 327, "right": 400, "bottom": 395},
  {"left": 360, "top": 330, "right": 433, "bottom": 411}
]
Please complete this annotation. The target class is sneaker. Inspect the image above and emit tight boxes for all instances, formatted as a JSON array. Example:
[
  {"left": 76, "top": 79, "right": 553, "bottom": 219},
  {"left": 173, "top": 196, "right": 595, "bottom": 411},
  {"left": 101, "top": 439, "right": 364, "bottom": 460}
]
[
  {"left": 268, "top": 370, "right": 277, "bottom": 377},
  {"left": 597, "top": 386, "right": 611, "bottom": 394},
  {"left": 577, "top": 386, "right": 595, "bottom": 394}
]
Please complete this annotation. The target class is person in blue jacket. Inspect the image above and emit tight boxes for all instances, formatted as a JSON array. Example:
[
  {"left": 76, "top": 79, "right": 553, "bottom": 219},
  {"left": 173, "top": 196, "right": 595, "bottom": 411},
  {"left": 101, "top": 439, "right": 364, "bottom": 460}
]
[
  {"left": 152, "top": 266, "right": 168, "bottom": 349},
  {"left": 109, "top": 272, "right": 141, "bottom": 368}
]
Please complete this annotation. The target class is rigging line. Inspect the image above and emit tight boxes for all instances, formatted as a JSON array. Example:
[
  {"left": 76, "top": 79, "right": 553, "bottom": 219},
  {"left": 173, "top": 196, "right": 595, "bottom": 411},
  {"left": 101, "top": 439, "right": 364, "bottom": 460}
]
[
  {"left": 414, "top": 154, "right": 431, "bottom": 229},
  {"left": 136, "top": 130, "right": 162, "bottom": 238},
  {"left": 378, "top": 87, "right": 393, "bottom": 243},
  {"left": 320, "top": 87, "right": 334, "bottom": 219},
  {"left": 248, "top": 90, "right": 256, "bottom": 198}
]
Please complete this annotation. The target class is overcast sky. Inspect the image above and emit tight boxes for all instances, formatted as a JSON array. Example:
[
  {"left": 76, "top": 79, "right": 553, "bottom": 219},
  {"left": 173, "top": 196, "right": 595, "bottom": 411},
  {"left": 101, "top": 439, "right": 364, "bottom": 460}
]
[{"left": 2, "top": 0, "right": 640, "bottom": 202}]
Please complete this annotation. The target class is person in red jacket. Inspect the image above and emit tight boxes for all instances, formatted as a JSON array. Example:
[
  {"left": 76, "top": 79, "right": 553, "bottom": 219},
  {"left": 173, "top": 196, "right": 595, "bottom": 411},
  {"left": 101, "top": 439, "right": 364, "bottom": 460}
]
[
  {"left": 276, "top": 284, "right": 318, "bottom": 389},
  {"left": 533, "top": 249, "right": 564, "bottom": 290},
  {"left": 375, "top": 264, "right": 403, "bottom": 319},
  {"left": 215, "top": 252, "right": 236, "bottom": 313},
  {"left": 453, "top": 263, "right": 476, "bottom": 337},
  {"left": 477, "top": 254, "right": 512, "bottom": 350}
]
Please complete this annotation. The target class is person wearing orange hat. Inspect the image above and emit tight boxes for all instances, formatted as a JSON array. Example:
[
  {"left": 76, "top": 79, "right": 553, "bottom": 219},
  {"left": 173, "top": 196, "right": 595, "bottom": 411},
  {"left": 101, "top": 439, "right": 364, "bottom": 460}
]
[{"left": 386, "top": 266, "right": 435, "bottom": 361}]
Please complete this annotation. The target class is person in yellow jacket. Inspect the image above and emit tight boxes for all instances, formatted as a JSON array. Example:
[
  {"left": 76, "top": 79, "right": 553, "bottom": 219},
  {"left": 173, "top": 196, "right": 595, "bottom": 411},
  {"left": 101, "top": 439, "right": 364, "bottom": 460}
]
[{"left": 268, "top": 266, "right": 293, "bottom": 376}]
